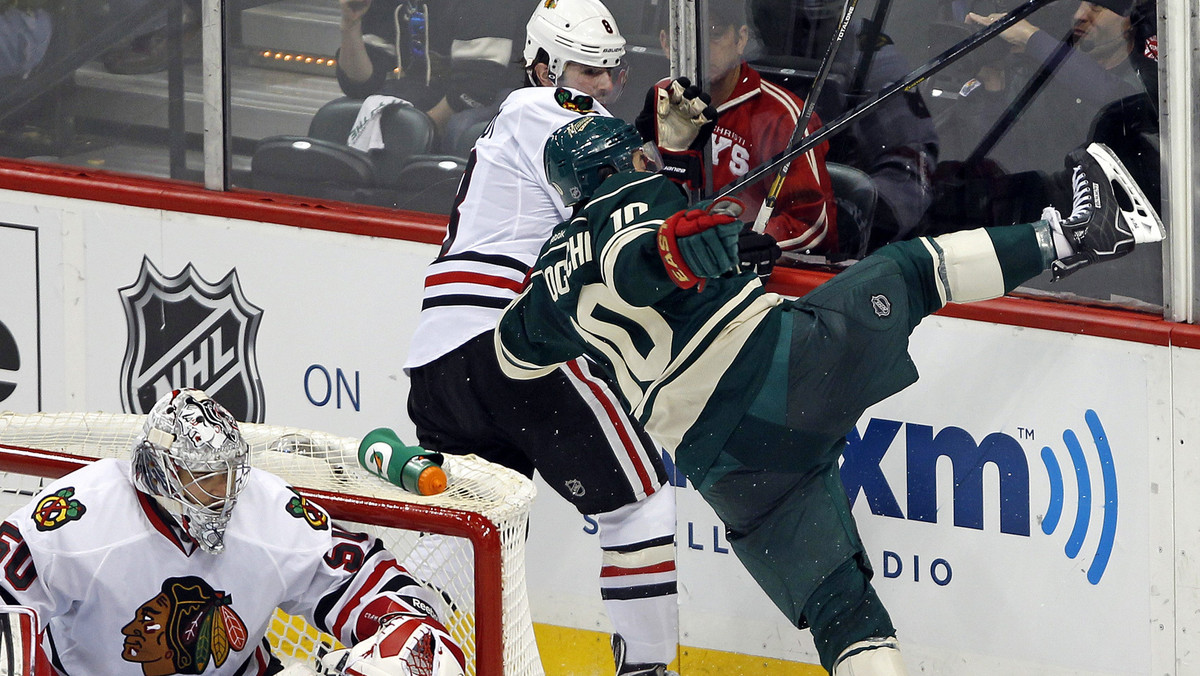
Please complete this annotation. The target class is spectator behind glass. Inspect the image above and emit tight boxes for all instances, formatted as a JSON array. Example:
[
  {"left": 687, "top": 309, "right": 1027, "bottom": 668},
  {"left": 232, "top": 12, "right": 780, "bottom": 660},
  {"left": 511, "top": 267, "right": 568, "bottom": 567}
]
[
  {"left": 0, "top": 0, "right": 52, "bottom": 80},
  {"left": 336, "top": 0, "right": 529, "bottom": 137},
  {"left": 672, "top": 0, "right": 841, "bottom": 258},
  {"left": 963, "top": 0, "right": 1153, "bottom": 110},
  {"left": 929, "top": 0, "right": 1159, "bottom": 234},
  {"left": 748, "top": 0, "right": 940, "bottom": 252}
]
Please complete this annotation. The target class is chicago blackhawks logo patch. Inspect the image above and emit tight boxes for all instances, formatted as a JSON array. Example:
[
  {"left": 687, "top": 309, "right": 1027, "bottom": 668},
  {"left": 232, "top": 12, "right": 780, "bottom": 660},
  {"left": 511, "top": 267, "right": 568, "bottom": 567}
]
[
  {"left": 122, "top": 576, "right": 248, "bottom": 674},
  {"left": 554, "top": 88, "right": 594, "bottom": 113},
  {"left": 286, "top": 491, "right": 329, "bottom": 531},
  {"left": 33, "top": 487, "right": 86, "bottom": 531}
]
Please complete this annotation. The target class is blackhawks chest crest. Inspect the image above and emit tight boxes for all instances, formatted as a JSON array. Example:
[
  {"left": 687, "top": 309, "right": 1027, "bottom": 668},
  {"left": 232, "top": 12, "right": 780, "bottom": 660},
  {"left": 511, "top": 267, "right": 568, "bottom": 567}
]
[
  {"left": 122, "top": 576, "right": 248, "bottom": 673},
  {"left": 119, "top": 257, "right": 265, "bottom": 423},
  {"left": 33, "top": 487, "right": 86, "bottom": 531}
]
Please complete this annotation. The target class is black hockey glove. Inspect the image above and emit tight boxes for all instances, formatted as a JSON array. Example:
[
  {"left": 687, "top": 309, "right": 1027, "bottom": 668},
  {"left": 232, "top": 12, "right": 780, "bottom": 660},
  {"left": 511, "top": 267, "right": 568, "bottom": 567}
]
[
  {"left": 636, "top": 78, "right": 718, "bottom": 195},
  {"left": 737, "top": 226, "right": 782, "bottom": 279}
]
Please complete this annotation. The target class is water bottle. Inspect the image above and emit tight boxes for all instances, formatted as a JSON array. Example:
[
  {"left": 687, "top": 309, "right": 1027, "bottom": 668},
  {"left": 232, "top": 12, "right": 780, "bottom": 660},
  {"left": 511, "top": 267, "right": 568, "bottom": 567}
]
[{"left": 358, "top": 428, "right": 447, "bottom": 495}]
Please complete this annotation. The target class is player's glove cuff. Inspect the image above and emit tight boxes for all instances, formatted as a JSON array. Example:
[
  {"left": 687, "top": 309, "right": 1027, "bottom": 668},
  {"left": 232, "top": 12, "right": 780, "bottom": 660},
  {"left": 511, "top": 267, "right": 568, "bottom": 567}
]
[{"left": 656, "top": 148, "right": 706, "bottom": 196}]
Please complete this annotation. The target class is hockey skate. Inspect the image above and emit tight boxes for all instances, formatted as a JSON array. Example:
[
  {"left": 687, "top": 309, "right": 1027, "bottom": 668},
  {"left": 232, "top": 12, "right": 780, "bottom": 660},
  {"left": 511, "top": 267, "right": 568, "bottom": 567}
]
[
  {"left": 1047, "top": 142, "right": 1165, "bottom": 281},
  {"left": 611, "top": 634, "right": 678, "bottom": 676}
]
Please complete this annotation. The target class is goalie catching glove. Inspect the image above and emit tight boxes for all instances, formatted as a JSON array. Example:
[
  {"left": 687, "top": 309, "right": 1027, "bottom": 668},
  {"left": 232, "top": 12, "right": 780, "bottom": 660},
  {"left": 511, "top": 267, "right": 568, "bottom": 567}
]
[
  {"left": 636, "top": 78, "right": 718, "bottom": 195},
  {"left": 320, "top": 601, "right": 465, "bottom": 676},
  {"left": 658, "top": 198, "right": 745, "bottom": 291}
]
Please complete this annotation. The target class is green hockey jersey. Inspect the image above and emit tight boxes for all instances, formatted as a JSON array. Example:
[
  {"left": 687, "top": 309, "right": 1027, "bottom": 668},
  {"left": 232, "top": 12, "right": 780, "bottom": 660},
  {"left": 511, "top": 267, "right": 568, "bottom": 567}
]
[{"left": 496, "top": 171, "right": 785, "bottom": 481}]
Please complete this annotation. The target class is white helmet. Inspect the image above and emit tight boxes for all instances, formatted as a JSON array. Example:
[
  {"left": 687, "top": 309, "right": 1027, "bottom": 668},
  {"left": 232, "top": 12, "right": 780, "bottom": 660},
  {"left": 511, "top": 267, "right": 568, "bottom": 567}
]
[
  {"left": 130, "top": 389, "right": 250, "bottom": 554},
  {"left": 523, "top": 0, "right": 626, "bottom": 82}
]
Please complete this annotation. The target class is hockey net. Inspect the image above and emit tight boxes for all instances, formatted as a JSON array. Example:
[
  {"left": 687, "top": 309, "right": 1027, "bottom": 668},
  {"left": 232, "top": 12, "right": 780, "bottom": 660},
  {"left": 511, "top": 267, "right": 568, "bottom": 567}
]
[{"left": 0, "top": 412, "right": 543, "bottom": 676}]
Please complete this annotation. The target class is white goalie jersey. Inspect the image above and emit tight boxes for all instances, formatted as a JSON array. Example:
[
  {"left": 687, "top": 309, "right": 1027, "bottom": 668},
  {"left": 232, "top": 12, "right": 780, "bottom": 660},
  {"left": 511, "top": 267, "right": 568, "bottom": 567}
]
[{"left": 0, "top": 458, "right": 442, "bottom": 675}]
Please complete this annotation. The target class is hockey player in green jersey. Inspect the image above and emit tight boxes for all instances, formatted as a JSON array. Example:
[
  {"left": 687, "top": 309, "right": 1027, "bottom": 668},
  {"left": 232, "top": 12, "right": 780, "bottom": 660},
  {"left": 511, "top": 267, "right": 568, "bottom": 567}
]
[{"left": 495, "top": 114, "right": 1165, "bottom": 675}]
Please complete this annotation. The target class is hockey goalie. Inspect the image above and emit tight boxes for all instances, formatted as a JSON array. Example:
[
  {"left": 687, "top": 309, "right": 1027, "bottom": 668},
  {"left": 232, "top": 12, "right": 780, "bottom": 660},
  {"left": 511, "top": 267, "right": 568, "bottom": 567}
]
[{"left": 0, "top": 388, "right": 466, "bottom": 676}]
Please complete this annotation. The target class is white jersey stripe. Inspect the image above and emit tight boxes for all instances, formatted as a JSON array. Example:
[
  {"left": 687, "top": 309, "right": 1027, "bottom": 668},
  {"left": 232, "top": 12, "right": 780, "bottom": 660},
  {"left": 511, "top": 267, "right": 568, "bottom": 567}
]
[{"left": 563, "top": 359, "right": 658, "bottom": 499}]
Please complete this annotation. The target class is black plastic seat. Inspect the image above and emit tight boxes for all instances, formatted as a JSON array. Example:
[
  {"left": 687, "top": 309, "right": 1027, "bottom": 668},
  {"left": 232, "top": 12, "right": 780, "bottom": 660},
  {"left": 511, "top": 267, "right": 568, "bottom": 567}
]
[
  {"left": 826, "top": 161, "right": 877, "bottom": 260},
  {"left": 250, "top": 136, "right": 386, "bottom": 203}
]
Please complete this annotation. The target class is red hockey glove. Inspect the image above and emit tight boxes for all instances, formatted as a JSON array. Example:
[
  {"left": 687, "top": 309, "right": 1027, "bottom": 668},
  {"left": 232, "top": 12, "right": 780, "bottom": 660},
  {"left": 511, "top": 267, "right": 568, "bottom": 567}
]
[{"left": 657, "top": 198, "right": 745, "bottom": 291}]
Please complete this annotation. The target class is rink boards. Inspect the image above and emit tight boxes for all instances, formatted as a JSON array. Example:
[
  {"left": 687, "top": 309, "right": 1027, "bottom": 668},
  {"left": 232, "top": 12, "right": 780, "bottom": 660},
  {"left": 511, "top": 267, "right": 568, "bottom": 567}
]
[{"left": 1, "top": 188, "right": 1195, "bottom": 675}]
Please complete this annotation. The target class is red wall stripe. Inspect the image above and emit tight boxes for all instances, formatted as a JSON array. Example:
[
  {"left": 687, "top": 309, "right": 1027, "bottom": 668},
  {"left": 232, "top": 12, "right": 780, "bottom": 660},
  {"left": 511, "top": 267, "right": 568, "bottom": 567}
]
[{"left": 1, "top": 158, "right": 1192, "bottom": 349}]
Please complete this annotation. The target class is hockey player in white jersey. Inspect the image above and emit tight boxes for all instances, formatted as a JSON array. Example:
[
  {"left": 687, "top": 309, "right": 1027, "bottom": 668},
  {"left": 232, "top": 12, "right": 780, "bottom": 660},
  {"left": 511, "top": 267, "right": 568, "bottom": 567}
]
[
  {"left": 402, "top": 1, "right": 720, "bottom": 673},
  {"left": 0, "top": 388, "right": 465, "bottom": 676}
]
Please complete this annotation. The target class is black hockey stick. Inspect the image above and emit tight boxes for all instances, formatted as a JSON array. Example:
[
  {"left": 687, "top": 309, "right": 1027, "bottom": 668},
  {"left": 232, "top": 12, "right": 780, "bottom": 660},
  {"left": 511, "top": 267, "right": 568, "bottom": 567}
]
[
  {"left": 751, "top": 0, "right": 862, "bottom": 233},
  {"left": 718, "top": 0, "right": 1062, "bottom": 202}
]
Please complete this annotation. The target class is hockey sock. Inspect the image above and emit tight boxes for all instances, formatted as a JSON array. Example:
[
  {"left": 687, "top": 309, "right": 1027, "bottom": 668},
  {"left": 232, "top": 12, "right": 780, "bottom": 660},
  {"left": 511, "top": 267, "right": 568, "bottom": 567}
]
[
  {"left": 1039, "top": 208, "right": 1077, "bottom": 260},
  {"left": 875, "top": 223, "right": 1044, "bottom": 310},
  {"left": 802, "top": 557, "right": 896, "bottom": 674},
  {"left": 595, "top": 486, "right": 679, "bottom": 666}
]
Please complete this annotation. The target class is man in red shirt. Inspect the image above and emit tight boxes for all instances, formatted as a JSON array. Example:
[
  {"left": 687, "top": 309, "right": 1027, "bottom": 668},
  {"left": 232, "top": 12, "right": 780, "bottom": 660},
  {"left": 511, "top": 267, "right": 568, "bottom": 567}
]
[{"left": 702, "top": 1, "right": 838, "bottom": 256}]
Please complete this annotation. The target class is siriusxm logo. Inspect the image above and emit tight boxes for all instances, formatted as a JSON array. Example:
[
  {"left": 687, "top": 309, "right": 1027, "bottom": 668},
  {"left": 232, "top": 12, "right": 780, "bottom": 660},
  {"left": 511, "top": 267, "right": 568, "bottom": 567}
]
[{"left": 842, "top": 410, "right": 1118, "bottom": 584}]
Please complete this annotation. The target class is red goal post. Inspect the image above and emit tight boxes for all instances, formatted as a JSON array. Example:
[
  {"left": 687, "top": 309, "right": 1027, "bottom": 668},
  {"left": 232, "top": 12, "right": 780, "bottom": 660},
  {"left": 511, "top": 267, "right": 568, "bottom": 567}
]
[{"left": 0, "top": 412, "right": 542, "bottom": 676}]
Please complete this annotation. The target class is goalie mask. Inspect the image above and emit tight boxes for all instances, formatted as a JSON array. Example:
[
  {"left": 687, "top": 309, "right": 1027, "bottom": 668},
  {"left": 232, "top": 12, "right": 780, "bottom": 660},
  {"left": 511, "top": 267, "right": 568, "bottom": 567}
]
[
  {"left": 545, "top": 115, "right": 661, "bottom": 206},
  {"left": 524, "top": 0, "right": 627, "bottom": 100},
  {"left": 130, "top": 389, "right": 251, "bottom": 554}
]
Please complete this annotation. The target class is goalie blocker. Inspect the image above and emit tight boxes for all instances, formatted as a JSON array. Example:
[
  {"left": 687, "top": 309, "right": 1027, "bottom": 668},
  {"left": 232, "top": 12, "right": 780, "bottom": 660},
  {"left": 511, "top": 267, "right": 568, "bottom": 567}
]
[{"left": 322, "top": 612, "right": 466, "bottom": 676}]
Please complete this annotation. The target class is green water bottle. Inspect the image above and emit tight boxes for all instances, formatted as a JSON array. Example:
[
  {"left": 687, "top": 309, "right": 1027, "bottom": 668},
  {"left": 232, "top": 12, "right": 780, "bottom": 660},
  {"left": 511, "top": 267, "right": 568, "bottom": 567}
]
[{"left": 358, "top": 428, "right": 447, "bottom": 495}]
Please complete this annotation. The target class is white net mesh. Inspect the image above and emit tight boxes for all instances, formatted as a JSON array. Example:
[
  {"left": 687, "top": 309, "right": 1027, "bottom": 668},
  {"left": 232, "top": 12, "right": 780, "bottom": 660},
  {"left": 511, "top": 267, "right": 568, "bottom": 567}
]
[{"left": 0, "top": 411, "right": 543, "bottom": 676}]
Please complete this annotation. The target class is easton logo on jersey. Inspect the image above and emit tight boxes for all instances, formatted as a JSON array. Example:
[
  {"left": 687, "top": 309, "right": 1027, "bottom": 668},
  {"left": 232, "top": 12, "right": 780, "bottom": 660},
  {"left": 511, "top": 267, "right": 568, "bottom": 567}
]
[
  {"left": 119, "top": 257, "right": 266, "bottom": 423},
  {"left": 122, "top": 576, "right": 248, "bottom": 674},
  {"left": 554, "top": 87, "right": 595, "bottom": 114},
  {"left": 32, "top": 487, "right": 86, "bottom": 531},
  {"left": 286, "top": 491, "right": 330, "bottom": 530}
]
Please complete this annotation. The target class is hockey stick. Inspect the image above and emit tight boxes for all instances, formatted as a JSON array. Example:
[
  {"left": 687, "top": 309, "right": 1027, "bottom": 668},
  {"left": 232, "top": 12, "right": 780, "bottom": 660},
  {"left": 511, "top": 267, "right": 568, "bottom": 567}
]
[
  {"left": 718, "top": 0, "right": 1062, "bottom": 203},
  {"left": 751, "top": 0, "right": 862, "bottom": 233}
]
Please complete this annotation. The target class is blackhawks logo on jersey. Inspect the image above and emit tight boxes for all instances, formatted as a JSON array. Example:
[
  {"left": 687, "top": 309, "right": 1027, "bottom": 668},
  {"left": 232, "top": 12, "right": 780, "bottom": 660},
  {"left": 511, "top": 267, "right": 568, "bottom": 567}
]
[
  {"left": 286, "top": 490, "right": 329, "bottom": 531},
  {"left": 554, "top": 87, "right": 595, "bottom": 114},
  {"left": 32, "top": 487, "right": 86, "bottom": 531},
  {"left": 122, "top": 576, "right": 248, "bottom": 674}
]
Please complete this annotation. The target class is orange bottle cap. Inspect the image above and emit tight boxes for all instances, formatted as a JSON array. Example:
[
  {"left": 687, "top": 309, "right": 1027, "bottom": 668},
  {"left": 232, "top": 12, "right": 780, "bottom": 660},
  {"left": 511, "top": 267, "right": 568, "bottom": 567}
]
[{"left": 417, "top": 465, "right": 448, "bottom": 495}]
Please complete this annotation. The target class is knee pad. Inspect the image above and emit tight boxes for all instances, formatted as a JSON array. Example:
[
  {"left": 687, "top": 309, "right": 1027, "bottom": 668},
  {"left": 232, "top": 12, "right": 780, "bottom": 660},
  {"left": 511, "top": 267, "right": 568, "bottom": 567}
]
[{"left": 833, "top": 636, "right": 907, "bottom": 676}]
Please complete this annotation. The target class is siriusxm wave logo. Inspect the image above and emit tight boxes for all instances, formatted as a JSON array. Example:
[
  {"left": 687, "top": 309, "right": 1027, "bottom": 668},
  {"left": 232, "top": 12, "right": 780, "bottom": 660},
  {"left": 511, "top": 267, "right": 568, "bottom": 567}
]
[{"left": 842, "top": 409, "right": 1118, "bottom": 584}]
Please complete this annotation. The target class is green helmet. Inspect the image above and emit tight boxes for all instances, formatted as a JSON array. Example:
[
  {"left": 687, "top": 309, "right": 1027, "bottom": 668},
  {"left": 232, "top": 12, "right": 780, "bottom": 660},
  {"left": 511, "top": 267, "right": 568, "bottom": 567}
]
[{"left": 544, "top": 115, "right": 648, "bottom": 207}]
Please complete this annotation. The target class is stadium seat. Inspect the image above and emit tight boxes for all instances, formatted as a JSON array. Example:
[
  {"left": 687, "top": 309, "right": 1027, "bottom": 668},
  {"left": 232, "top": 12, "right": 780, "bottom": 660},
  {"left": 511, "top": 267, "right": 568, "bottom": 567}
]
[
  {"left": 307, "top": 97, "right": 367, "bottom": 143},
  {"left": 250, "top": 136, "right": 388, "bottom": 205},
  {"left": 373, "top": 104, "right": 439, "bottom": 178},
  {"left": 826, "top": 162, "right": 876, "bottom": 260},
  {"left": 389, "top": 155, "right": 468, "bottom": 214}
]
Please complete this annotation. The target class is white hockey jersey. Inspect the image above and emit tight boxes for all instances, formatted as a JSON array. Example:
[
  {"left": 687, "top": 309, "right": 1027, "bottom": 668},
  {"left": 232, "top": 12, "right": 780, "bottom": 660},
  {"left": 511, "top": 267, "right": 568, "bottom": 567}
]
[
  {"left": 0, "top": 458, "right": 440, "bottom": 675},
  {"left": 404, "top": 85, "right": 612, "bottom": 369}
]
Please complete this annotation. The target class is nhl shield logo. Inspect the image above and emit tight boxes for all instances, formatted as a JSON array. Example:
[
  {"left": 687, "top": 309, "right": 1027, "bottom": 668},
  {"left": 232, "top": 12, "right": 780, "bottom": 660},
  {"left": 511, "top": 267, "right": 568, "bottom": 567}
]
[
  {"left": 870, "top": 293, "right": 891, "bottom": 318},
  {"left": 119, "top": 257, "right": 265, "bottom": 422}
]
